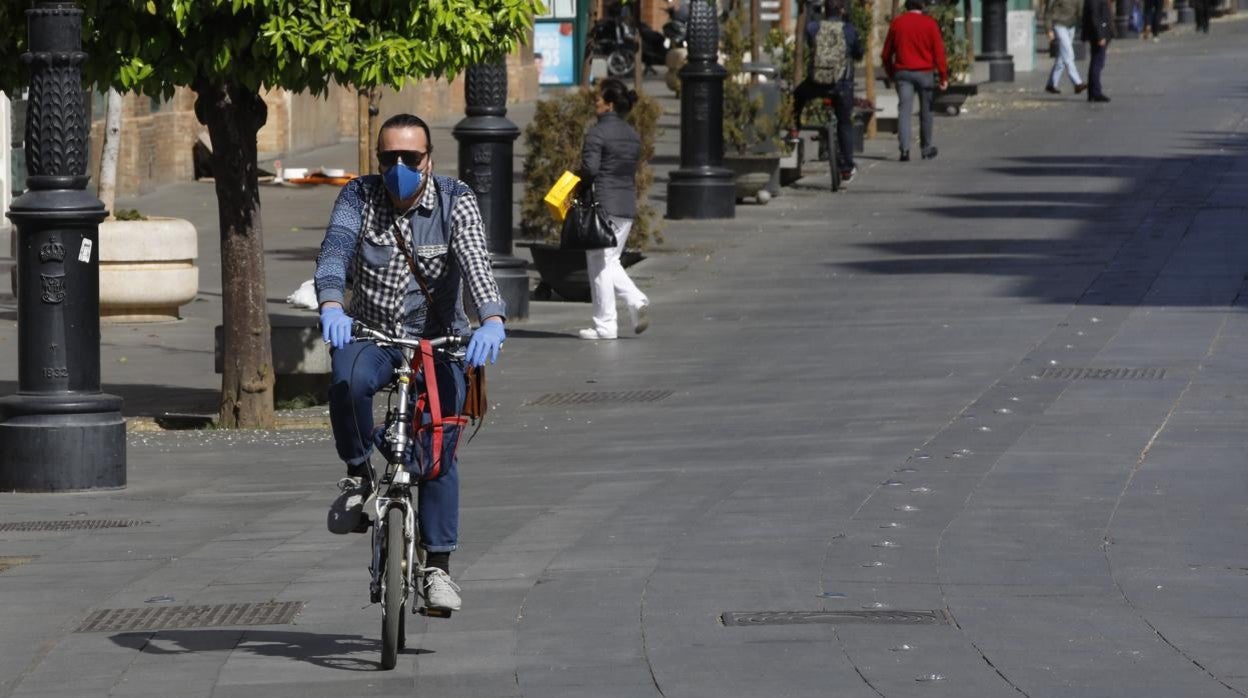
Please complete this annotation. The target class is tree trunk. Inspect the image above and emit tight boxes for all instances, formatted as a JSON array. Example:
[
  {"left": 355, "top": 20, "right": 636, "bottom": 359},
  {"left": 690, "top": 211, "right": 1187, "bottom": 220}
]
[
  {"left": 97, "top": 87, "right": 123, "bottom": 217},
  {"left": 793, "top": 5, "right": 806, "bottom": 85},
  {"left": 357, "top": 88, "right": 370, "bottom": 175},
  {"left": 963, "top": 0, "right": 975, "bottom": 69},
  {"left": 356, "top": 87, "right": 382, "bottom": 175},
  {"left": 192, "top": 79, "right": 275, "bottom": 430},
  {"left": 865, "top": 0, "right": 877, "bottom": 138}
]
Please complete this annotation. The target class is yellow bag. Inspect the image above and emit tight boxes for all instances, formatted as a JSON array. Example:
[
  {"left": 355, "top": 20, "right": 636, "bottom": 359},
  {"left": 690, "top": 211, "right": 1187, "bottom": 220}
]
[{"left": 543, "top": 170, "right": 582, "bottom": 222}]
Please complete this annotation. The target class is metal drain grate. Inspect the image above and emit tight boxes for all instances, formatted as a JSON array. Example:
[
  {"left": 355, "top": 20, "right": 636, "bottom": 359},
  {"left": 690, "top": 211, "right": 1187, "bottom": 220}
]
[
  {"left": 0, "top": 556, "right": 36, "bottom": 573},
  {"left": 721, "top": 609, "right": 952, "bottom": 627},
  {"left": 0, "top": 519, "right": 149, "bottom": 532},
  {"left": 76, "top": 601, "right": 304, "bottom": 633},
  {"left": 1036, "top": 367, "right": 1166, "bottom": 381},
  {"left": 528, "top": 390, "right": 674, "bottom": 407}
]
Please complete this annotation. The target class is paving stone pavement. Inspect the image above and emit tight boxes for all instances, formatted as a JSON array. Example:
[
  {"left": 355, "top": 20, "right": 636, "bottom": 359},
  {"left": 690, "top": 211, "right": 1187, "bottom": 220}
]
[{"left": 1, "top": 16, "right": 1247, "bottom": 697}]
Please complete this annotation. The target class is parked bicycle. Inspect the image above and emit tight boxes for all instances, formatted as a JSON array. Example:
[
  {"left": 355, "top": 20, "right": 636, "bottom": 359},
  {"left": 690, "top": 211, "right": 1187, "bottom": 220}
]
[{"left": 348, "top": 321, "right": 469, "bottom": 670}]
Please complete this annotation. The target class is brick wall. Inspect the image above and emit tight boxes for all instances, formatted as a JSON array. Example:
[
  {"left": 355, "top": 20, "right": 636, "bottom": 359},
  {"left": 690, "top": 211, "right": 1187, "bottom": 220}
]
[{"left": 87, "top": 50, "right": 539, "bottom": 198}]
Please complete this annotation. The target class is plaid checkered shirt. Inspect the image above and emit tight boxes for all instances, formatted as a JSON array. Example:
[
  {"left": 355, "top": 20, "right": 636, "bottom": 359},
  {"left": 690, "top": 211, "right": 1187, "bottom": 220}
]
[{"left": 314, "top": 174, "right": 505, "bottom": 338}]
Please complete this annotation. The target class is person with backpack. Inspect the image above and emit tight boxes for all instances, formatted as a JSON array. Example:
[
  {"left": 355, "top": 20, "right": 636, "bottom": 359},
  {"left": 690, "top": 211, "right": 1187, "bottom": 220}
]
[
  {"left": 880, "top": 0, "right": 947, "bottom": 161},
  {"left": 792, "top": 0, "right": 865, "bottom": 183}
]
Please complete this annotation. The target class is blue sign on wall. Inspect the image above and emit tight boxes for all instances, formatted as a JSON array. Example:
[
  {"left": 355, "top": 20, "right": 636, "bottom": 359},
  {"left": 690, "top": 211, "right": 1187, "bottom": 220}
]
[{"left": 534, "top": 22, "right": 577, "bottom": 86}]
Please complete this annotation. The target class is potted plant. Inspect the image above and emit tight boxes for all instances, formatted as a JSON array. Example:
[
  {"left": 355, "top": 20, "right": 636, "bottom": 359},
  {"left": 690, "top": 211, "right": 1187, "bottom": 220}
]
[
  {"left": 927, "top": 0, "right": 977, "bottom": 116},
  {"left": 519, "top": 88, "right": 663, "bottom": 302},
  {"left": 720, "top": 0, "right": 785, "bottom": 203}
]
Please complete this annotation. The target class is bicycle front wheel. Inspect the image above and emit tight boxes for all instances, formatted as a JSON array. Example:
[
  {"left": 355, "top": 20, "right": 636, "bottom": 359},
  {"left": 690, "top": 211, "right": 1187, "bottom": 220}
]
[{"left": 380, "top": 506, "right": 406, "bottom": 670}]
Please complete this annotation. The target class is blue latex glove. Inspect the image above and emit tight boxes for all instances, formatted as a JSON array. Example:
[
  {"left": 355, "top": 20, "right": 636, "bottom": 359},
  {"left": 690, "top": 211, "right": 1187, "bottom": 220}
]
[
  {"left": 319, "top": 306, "right": 354, "bottom": 350},
  {"left": 465, "top": 319, "right": 505, "bottom": 367}
]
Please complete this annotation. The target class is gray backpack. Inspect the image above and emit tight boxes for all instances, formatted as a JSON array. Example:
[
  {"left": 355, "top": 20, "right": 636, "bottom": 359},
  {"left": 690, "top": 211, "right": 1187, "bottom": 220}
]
[{"left": 812, "top": 20, "right": 849, "bottom": 85}]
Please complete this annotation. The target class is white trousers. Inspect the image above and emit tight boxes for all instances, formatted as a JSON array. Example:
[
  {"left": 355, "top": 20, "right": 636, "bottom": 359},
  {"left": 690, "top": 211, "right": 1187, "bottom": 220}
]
[
  {"left": 1048, "top": 25, "right": 1083, "bottom": 89},
  {"left": 585, "top": 215, "right": 648, "bottom": 335}
]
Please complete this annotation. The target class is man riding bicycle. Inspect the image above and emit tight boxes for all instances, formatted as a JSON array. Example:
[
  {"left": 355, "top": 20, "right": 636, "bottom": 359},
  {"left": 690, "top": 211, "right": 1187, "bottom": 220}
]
[
  {"left": 792, "top": 0, "right": 865, "bottom": 182},
  {"left": 314, "top": 113, "right": 506, "bottom": 613}
]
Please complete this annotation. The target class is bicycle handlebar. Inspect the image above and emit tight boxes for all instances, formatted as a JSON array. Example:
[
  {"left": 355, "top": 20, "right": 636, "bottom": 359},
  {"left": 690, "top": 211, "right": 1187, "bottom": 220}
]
[{"left": 350, "top": 322, "right": 469, "bottom": 351}]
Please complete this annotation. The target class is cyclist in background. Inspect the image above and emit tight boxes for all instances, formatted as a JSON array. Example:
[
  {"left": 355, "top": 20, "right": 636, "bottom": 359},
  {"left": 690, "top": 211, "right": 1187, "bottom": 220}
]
[
  {"left": 792, "top": 0, "right": 865, "bottom": 182},
  {"left": 314, "top": 113, "right": 506, "bottom": 613}
]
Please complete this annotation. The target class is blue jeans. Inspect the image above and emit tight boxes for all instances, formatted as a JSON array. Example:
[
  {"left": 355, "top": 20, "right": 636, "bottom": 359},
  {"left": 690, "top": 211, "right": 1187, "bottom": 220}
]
[
  {"left": 1048, "top": 25, "right": 1083, "bottom": 89},
  {"left": 894, "top": 70, "right": 935, "bottom": 152},
  {"left": 329, "top": 340, "right": 466, "bottom": 552}
]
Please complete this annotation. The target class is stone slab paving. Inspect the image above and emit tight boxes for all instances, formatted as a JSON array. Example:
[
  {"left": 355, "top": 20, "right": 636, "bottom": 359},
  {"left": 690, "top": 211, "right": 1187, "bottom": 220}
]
[{"left": 1, "top": 15, "right": 1248, "bottom": 697}]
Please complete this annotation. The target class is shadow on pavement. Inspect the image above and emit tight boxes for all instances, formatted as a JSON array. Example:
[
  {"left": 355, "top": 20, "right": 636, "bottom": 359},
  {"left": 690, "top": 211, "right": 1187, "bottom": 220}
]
[
  {"left": 840, "top": 129, "right": 1248, "bottom": 308},
  {"left": 107, "top": 628, "right": 432, "bottom": 672},
  {"left": 0, "top": 380, "right": 220, "bottom": 417}
]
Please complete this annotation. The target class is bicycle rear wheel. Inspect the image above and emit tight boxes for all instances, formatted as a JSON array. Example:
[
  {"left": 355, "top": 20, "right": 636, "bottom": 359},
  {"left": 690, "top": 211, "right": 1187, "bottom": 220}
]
[
  {"left": 380, "top": 506, "right": 405, "bottom": 670},
  {"left": 827, "top": 120, "right": 841, "bottom": 192}
]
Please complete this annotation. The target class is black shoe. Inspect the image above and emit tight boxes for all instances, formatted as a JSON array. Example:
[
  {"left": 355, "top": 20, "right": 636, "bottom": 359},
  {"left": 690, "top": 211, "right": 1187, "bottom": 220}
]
[
  {"left": 899, "top": 150, "right": 910, "bottom": 162},
  {"left": 1089, "top": 94, "right": 1111, "bottom": 103},
  {"left": 841, "top": 166, "right": 857, "bottom": 183},
  {"left": 921, "top": 146, "right": 939, "bottom": 160},
  {"left": 1044, "top": 84, "right": 1060, "bottom": 94},
  {"left": 1074, "top": 82, "right": 1089, "bottom": 94}
]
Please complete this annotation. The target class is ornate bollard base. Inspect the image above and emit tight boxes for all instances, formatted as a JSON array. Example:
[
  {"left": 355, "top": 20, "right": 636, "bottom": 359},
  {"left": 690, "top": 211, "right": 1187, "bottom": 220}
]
[
  {"left": 492, "top": 255, "right": 529, "bottom": 321},
  {"left": 0, "top": 393, "right": 125, "bottom": 492},
  {"left": 976, "top": 55, "right": 1015, "bottom": 83},
  {"left": 666, "top": 168, "right": 737, "bottom": 220}
]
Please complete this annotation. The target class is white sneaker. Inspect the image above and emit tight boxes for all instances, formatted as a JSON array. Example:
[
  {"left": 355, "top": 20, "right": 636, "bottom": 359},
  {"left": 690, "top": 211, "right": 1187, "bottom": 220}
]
[
  {"left": 629, "top": 302, "right": 650, "bottom": 335},
  {"left": 422, "top": 568, "right": 462, "bottom": 611},
  {"left": 577, "top": 328, "right": 617, "bottom": 340}
]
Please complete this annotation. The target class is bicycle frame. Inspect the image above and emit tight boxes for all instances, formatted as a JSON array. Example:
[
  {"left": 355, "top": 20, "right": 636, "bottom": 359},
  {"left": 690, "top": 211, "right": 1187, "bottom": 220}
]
[
  {"left": 367, "top": 342, "right": 420, "bottom": 605},
  {"left": 352, "top": 324, "right": 467, "bottom": 609}
]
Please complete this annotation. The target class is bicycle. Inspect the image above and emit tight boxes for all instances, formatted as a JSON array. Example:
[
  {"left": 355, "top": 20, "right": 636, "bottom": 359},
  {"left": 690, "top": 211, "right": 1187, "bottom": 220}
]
[{"left": 348, "top": 321, "right": 469, "bottom": 670}]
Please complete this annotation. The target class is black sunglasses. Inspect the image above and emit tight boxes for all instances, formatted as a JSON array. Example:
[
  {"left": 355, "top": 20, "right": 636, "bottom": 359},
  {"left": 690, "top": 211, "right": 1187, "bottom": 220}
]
[{"left": 377, "top": 149, "right": 427, "bottom": 168}]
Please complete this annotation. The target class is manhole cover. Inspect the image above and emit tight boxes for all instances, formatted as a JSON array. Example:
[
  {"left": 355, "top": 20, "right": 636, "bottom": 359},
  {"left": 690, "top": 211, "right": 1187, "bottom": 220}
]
[
  {"left": 1035, "top": 367, "right": 1165, "bottom": 380},
  {"left": 527, "top": 390, "right": 674, "bottom": 407},
  {"left": 721, "top": 610, "right": 952, "bottom": 627},
  {"left": 0, "top": 519, "right": 149, "bottom": 532},
  {"left": 76, "top": 601, "right": 304, "bottom": 633},
  {"left": 0, "top": 556, "right": 36, "bottom": 573}
]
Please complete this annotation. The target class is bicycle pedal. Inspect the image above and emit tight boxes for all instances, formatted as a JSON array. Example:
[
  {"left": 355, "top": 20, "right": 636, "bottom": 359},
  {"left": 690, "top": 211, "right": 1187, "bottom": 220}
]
[{"left": 419, "top": 606, "right": 453, "bottom": 619}]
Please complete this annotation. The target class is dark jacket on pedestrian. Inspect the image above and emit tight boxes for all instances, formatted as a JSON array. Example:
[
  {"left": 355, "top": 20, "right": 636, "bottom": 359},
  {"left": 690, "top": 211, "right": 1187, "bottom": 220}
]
[
  {"left": 578, "top": 111, "right": 641, "bottom": 219},
  {"left": 1082, "top": 0, "right": 1112, "bottom": 42},
  {"left": 806, "top": 17, "right": 865, "bottom": 90},
  {"left": 1044, "top": 0, "right": 1083, "bottom": 31}
]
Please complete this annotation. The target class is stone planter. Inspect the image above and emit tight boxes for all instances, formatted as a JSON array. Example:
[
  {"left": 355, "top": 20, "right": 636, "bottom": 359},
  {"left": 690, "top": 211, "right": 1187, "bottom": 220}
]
[
  {"left": 528, "top": 242, "right": 643, "bottom": 302},
  {"left": 721, "top": 153, "right": 781, "bottom": 204},
  {"left": 99, "top": 217, "right": 198, "bottom": 322},
  {"left": 934, "top": 82, "right": 979, "bottom": 116}
]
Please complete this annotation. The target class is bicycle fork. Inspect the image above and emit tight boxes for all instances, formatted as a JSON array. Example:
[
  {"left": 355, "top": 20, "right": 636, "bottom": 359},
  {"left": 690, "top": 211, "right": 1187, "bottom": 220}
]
[{"left": 369, "top": 347, "right": 421, "bottom": 605}]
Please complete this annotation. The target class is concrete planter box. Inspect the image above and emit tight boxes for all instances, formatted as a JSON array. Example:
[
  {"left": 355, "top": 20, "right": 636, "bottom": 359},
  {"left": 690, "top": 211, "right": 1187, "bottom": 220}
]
[
  {"left": 722, "top": 153, "right": 781, "bottom": 204},
  {"left": 99, "top": 217, "right": 199, "bottom": 322}
]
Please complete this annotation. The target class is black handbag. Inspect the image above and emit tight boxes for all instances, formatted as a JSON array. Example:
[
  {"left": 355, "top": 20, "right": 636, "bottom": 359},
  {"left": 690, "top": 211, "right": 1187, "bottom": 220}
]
[{"left": 559, "top": 185, "right": 617, "bottom": 250}]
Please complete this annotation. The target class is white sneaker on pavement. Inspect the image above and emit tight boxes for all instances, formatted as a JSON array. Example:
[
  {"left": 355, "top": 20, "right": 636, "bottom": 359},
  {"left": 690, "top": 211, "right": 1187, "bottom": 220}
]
[
  {"left": 422, "top": 568, "right": 462, "bottom": 611},
  {"left": 577, "top": 328, "right": 617, "bottom": 340},
  {"left": 629, "top": 302, "right": 650, "bottom": 335}
]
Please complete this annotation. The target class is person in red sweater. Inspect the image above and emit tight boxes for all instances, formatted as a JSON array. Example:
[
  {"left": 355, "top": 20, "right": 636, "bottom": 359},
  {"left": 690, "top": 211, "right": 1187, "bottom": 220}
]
[{"left": 881, "top": 0, "right": 948, "bottom": 161}]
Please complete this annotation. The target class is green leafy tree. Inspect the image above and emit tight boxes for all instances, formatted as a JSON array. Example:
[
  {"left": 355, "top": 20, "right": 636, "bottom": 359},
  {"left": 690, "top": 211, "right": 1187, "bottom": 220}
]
[{"left": 0, "top": 0, "right": 540, "bottom": 428}]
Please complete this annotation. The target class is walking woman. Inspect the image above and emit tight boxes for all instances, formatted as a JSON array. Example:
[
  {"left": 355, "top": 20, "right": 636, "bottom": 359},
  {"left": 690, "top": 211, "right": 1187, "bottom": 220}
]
[{"left": 576, "top": 78, "right": 651, "bottom": 340}]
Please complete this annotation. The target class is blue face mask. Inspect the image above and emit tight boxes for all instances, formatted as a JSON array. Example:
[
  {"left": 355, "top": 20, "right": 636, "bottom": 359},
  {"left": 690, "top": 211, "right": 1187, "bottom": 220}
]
[{"left": 383, "top": 163, "right": 423, "bottom": 201}]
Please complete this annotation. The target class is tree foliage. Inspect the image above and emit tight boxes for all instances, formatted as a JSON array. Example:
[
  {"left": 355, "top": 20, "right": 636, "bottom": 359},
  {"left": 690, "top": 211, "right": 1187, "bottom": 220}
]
[
  {"left": 2, "top": 0, "right": 541, "bottom": 96},
  {"left": 0, "top": 0, "right": 541, "bottom": 429}
]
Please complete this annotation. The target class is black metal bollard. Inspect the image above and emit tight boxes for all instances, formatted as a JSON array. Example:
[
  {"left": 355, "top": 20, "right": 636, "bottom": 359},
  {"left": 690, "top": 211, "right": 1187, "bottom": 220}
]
[
  {"left": 1175, "top": 0, "right": 1194, "bottom": 24},
  {"left": 975, "top": 0, "right": 1015, "bottom": 82},
  {"left": 665, "top": 0, "right": 735, "bottom": 220},
  {"left": 452, "top": 61, "right": 529, "bottom": 321},
  {"left": 1114, "top": 0, "right": 1139, "bottom": 38},
  {"left": 0, "top": 2, "right": 125, "bottom": 491}
]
